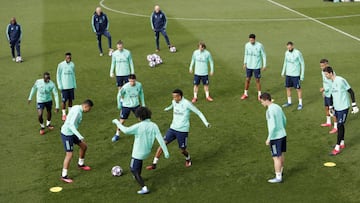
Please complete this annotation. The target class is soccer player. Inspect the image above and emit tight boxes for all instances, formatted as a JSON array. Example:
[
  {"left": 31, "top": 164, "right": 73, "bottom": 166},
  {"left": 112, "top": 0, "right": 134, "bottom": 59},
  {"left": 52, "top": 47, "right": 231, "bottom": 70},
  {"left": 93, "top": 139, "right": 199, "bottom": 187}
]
[
  {"left": 28, "top": 72, "right": 60, "bottom": 135},
  {"left": 323, "top": 67, "right": 358, "bottom": 156},
  {"left": 6, "top": 17, "right": 22, "bottom": 62},
  {"left": 110, "top": 40, "right": 135, "bottom": 90},
  {"left": 92, "top": 7, "right": 113, "bottom": 56},
  {"left": 150, "top": 5, "right": 173, "bottom": 52},
  {"left": 57, "top": 52, "right": 77, "bottom": 121},
  {"left": 259, "top": 92, "right": 287, "bottom": 183},
  {"left": 60, "top": 99, "right": 93, "bottom": 183},
  {"left": 189, "top": 42, "right": 214, "bottom": 103},
  {"left": 319, "top": 59, "right": 337, "bottom": 134},
  {"left": 146, "top": 89, "right": 210, "bottom": 170},
  {"left": 112, "top": 107, "right": 169, "bottom": 194},
  {"left": 281, "top": 41, "right": 305, "bottom": 110},
  {"left": 241, "top": 34, "right": 266, "bottom": 100},
  {"left": 112, "top": 74, "right": 145, "bottom": 142}
]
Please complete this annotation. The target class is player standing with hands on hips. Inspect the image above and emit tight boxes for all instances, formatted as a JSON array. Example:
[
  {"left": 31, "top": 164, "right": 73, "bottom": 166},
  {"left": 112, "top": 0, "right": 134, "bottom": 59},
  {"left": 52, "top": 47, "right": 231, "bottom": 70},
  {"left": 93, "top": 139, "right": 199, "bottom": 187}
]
[
  {"left": 147, "top": 89, "right": 210, "bottom": 170},
  {"left": 241, "top": 34, "right": 266, "bottom": 100},
  {"left": 150, "top": 5, "right": 173, "bottom": 52},
  {"left": 189, "top": 42, "right": 214, "bottom": 103},
  {"left": 260, "top": 93, "right": 287, "bottom": 183},
  {"left": 281, "top": 41, "right": 305, "bottom": 110},
  {"left": 92, "top": 7, "right": 113, "bottom": 56},
  {"left": 6, "top": 17, "right": 22, "bottom": 62},
  {"left": 112, "top": 107, "right": 169, "bottom": 194},
  {"left": 323, "top": 67, "right": 358, "bottom": 156},
  {"left": 28, "top": 72, "right": 60, "bottom": 135}
]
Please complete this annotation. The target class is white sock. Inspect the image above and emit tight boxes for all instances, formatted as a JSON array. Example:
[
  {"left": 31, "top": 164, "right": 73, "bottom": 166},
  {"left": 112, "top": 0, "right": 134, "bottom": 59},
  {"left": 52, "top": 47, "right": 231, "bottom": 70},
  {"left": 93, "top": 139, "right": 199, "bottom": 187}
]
[
  {"left": 153, "top": 157, "right": 159, "bottom": 164},
  {"left": 62, "top": 169, "right": 68, "bottom": 177},
  {"left": 326, "top": 116, "right": 331, "bottom": 124},
  {"left": 115, "top": 129, "right": 120, "bottom": 136},
  {"left": 244, "top": 90, "right": 248, "bottom": 96},
  {"left": 287, "top": 97, "right": 292, "bottom": 104},
  {"left": 334, "top": 122, "right": 338, "bottom": 129},
  {"left": 205, "top": 91, "right": 209, "bottom": 98},
  {"left": 194, "top": 92, "right": 198, "bottom": 98},
  {"left": 298, "top": 99, "right": 302, "bottom": 105},
  {"left": 78, "top": 158, "right": 84, "bottom": 166},
  {"left": 62, "top": 109, "right": 66, "bottom": 115},
  {"left": 335, "top": 144, "right": 340, "bottom": 151},
  {"left": 68, "top": 107, "right": 72, "bottom": 112},
  {"left": 40, "top": 123, "right": 45, "bottom": 128},
  {"left": 46, "top": 120, "right": 51, "bottom": 126},
  {"left": 275, "top": 172, "right": 282, "bottom": 180},
  {"left": 186, "top": 155, "right": 191, "bottom": 160},
  {"left": 258, "top": 91, "right": 261, "bottom": 96},
  {"left": 340, "top": 140, "right": 345, "bottom": 146}
]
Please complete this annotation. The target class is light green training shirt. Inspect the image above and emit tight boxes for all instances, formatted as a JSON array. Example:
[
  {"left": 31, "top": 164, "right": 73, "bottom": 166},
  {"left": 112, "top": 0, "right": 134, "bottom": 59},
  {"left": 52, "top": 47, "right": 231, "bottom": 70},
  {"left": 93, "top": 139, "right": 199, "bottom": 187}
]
[
  {"left": 117, "top": 81, "right": 145, "bottom": 109},
  {"left": 28, "top": 79, "right": 59, "bottom": 109},
  {"left": 113, "top": 119, "right": 169, "bottom": 160},
  {"left": 281, "top": 49, "right": 305, "bottom": 80},
  {"left": 61, "top": 105, "right": 84, "bottom": 140},
  {"left": 110, "top": 49, "right": 135, "bottom": 77},
  {"left": 243, "top": 41, "right": 266, "bottom": 69},
  {"left": 56, "top": 61, "right": 76, "bottom": 90},
  {"left": 189, "top": 49, "right": 214, "bottom": 76},
  {"left": 164, "top": 97, "right": 209, "bottom": 132},
  {"left": 322, "top": 71, "right": 334, "bottom": 98},
  {"left": 330, "top": 76, "right": 351, "bottom": 111},
  {"left": 266, "top": 103, "right": 287, "bottom": 141}
]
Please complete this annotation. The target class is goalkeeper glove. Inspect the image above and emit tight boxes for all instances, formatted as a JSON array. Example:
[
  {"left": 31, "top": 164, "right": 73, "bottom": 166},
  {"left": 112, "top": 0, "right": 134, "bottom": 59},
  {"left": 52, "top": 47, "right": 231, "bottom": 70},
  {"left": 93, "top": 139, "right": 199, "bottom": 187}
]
[
  {"left": 351, "top": 103, "right": 359, "bottom": 114},
  {"left": 329, "top": 106, "right": 335, "bottom": 117}
]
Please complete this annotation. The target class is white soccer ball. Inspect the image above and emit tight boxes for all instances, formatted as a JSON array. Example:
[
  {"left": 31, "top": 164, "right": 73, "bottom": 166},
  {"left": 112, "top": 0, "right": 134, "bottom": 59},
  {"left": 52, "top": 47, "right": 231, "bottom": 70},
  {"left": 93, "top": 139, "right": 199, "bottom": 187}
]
[
  {"left": 149, "top": 61, "right": 156, "bottom": 68},
  {"left": 169, "top": 46, "right": 176, "bottom": 53},
  {"left": 146, "top": 54, "right": 154, "bottom": 62},
  {"left": 155, "top": 58, "right": 163, "bottom": 65},
  {"left": 15, "top": 56, "right": 23, "bottom": 63},
  {"left": 111, "top": 165, "right": 123, "bottom": 176}
]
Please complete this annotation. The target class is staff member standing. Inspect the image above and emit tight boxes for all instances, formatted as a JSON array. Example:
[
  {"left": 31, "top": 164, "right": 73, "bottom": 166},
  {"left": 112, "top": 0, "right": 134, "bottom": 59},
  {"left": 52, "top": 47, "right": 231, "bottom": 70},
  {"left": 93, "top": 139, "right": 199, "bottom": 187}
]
[
  {"left": 150, "top": 5, "right": 173, "bottom": 52},
  {"left": 6, "top": 17, "right": 22, "bottom": 62},
  {"left": 92, "top": 7, "right": 113, "bottom": 56}
]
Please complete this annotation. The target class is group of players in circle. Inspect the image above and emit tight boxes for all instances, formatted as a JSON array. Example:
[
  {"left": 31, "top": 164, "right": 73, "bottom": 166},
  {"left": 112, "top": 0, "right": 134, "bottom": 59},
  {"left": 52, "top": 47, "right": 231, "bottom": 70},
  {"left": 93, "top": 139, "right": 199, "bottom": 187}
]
[{"left": 26, "top": 5, "right": 359, "bottom": 194}]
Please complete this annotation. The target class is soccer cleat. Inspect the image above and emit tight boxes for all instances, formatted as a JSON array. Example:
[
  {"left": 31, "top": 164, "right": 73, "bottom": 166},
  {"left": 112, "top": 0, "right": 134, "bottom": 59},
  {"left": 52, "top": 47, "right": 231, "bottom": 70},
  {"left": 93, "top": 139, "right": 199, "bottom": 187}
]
[
  {"left": 99, "top": 53, "right": 103, "bottom": 56},
  {"left": 61, "top": 176, "right": 73, "bottom": 183},
  {"left": 47, "top": 125, "right": 54, "bottom": 130},
  {"left": 329, "top": 128, "right": 338, "bottom": 134},
  {"left": 297, "top": 104, "right": 303, "bottom": 110},
  {"left": 12, "top": 58, "right": 16, "bottom": 62},
  {"left": 206, "top": 96, "right": 214, "bottom": 102},
  {"left": 137, "top": 186, "right": 150, "bottom": 195},
  {"left": 240, "top": 94, "right": 248, "bottom": 100},
  {"left": 78, "top": 164, "right": 91, "bottom": 171},
  {"left": 329, "top": 149, "right": 340, "bottom": 156},
  {"left": 112, "top": 135, "right": 120, "bottom": 142},
  {"left": 146, "top": 164, "right": 156, "bottom": 170},
  {"left": 282, "top": 103, "right": 291, "bottom": 108},
  {"left": 191, "top": 97, "right": 198, "bottom": 103},
  {"left": 268, "top": 178, "right": 282, "bottom": 183},
  {"left": 155, "top": 49, "right": 160, "bottom": 52},
  {"left": 108, "top": 49, "right": 113, "bottom": 56},
  {"left": 185, "top": 159, "right": 192, "bottom": 168},
  {"left": 340, "top": 144, "right": 345, "bottom": 149},
  {"left": 62, "top": 115, "right": 66, "bottom": 121},
  {"left": 40, "top": 128, "right": 45, "bottom": 135},
  {"left": 321, "top": 123, "right": 331, "bottom": 127}
]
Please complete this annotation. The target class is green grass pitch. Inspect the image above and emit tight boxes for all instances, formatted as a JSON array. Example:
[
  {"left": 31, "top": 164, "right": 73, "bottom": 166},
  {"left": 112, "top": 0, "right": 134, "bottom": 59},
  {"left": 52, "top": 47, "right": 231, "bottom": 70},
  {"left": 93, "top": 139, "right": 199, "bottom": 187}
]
[{"left": 1, "top": 0, "right": 360, "bottom": 202}]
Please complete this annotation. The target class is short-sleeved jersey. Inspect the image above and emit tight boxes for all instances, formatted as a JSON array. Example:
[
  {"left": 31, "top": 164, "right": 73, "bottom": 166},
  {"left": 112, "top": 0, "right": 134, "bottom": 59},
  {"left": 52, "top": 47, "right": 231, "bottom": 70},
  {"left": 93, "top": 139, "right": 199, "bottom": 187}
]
[
  {"left": 117, "top": 81, "right": 145, "bottom": 109},
  {"left": 57, "top": 61, "right": 76, "bottom": 90},
  {"left": 243, "top": 41, "right": 266, "bottom": 69},
  {"left": 330, "top": 76, "right": 351, "bottom": 111},
  {"left": 281, "top": 49, "right": 305, "bottom": 80},
  {"left": 28, "top": 79, "right": 59, "bottom": 109},
  {"left": 110, "top": 49, "right": 135, "bottom": 77},
  {"left": 266, "top": 103, "right": 287, "bottom": 141},
  {"left": 189, "top": 49, "right": 214, "bottom": 76}
]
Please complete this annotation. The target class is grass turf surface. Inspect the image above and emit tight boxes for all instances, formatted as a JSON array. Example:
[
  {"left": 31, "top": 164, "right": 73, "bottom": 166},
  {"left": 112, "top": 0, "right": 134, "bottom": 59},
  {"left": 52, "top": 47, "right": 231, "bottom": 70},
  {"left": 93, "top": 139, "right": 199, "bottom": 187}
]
[{"left": 1, "top": 0, "right": 360, "bottom": 202}]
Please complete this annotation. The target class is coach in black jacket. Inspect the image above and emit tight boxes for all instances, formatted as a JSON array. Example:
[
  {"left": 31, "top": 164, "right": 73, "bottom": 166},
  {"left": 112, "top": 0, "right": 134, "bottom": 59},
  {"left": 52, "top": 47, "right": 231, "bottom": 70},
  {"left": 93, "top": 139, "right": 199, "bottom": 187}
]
[
  {"left": 6, "top": 17, "right": 22, "bottom": 62},
  {"left": 150, "top": 5, "right": 173, "bottom": 52},
  {"left": 92, "top": 7, "right": 113, "bottom": 56}
]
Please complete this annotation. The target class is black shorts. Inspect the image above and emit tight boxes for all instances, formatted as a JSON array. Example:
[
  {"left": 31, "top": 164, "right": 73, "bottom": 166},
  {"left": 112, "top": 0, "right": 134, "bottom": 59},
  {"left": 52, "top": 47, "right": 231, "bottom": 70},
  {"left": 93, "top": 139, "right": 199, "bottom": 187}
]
[
  {"left": 37, "top": 101, "right": 52, "bottom": 111},
  {"left": 61, "top": 89, "right": 75, "bottom": 102},
  {"left": 116, "top": 76, "right": 129, "bottom": 87},
  {"left": 270, "top": 137, "right": 287, "bottom": 157}
]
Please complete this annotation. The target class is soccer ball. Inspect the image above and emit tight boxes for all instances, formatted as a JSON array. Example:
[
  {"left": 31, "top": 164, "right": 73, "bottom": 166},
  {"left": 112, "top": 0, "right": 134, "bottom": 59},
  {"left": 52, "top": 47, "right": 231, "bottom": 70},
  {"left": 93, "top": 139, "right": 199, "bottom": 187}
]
[
  {"left": 146, "top": 54, "right": 154, "bottom": 62},
  {"left": 155, "top": 58, "right": 163, "bottom": 65},
  {"left": 149, "top": 61, "right": 156, "bottom": 68},
  {"left": 169, "top": 46, "right": 176, "bottom": 53},
  {"left": 15, "top": 56, "right": 23, "bottom": 63},
  {"left": 111, "top": 166, "right": 123, "bottom": 176}
]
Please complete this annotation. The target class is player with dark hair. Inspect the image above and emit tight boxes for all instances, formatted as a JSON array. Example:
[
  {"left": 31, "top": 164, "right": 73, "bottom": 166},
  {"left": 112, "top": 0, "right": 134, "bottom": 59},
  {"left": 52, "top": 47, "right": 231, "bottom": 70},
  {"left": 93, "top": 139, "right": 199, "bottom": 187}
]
[
  {"left": 60, "top": 99, "right": 94, "bottom": 183},
  {"left": 147, "top": 89, "right": 210, "bottom": 170},
  {"left": 319, "top": 59, "right": 337, "bottom": 133},
  {"left": 260, "top": 92, "right": 287, "bottom": 183},
  {"left": 57, "top": 52, "right": 77, "bottom": 121},
  {"left": 189, "top": 42, "right": 214, "bottom": 103},
  {"left": 28, "top": 72, "right": 60, "bottom": 135},
  {"left": 112, "top": 74, "right": 145, "bottom": 142},
  {"left": 92, "top": 7, "right": 113, "bottom": 56},
  {"left": 323, "top": 66, "right": 358, "bottom": 155},
  {"left": 281, "top": 41, "right": 305, "bottom": 110},
  {"left": 6, "top": 17, "right": 22, "bottom": 62},
  {"left": 112, "top": 107, "right": 169, "bottom": 194},
  {"left": 241, "top": 34, "right": 267, "bottom": 100},
  {"left": 150, "top": 5, "right": 173, "bottom": 52},
  {"left": 110, "top": 40, "right": 135, "bottom": 90}
]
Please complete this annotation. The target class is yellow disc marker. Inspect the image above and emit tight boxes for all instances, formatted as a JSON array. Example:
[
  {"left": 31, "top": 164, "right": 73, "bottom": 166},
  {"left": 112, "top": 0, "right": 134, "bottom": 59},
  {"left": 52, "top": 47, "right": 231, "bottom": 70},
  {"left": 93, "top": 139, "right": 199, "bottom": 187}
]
[
  {"left": 324, "top": 162, "right": 336, "bottom": 167},
  {"left": 49, "top": 187, "right": 63, "bottom": 193}
]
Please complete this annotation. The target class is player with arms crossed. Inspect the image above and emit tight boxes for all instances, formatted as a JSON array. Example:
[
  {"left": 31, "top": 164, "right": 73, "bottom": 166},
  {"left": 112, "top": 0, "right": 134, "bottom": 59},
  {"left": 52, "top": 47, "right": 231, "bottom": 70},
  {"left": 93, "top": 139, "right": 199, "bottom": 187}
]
[
  {"left": 112, "top": 74, "right": 145, "bottom": 142},
  {"left": 323, "top": 67, "right": 358, "bottom": 156},
  {"left": 60, "top": 99, "right": 94, "bottom": 183},
  {"left": 319, "top": 59, "right": 337, "bottom": 133},
  {"left": 112, "top": 107, "right": 169, "bottom": 194},
  {"left": 150, "top": 5, "right": 173, "bottom": 52},
  {"left": 189, "top": 42, "right": 214, "bottom": 103},
  {"left": 241, "top": 34, "right": 266, "bottom": 100},
  {"left": 57, "top": 52, "right": 77, "bottom": 121},
  {"left": 147, "top": 89, "right": 210, "bottom": 170},
  {"left": 260, "top": 92, "right": 287, "bottom": 183},
  {"left": 28, "top": 72, "right": 59, "bottom": 135},
  {"left": 92, "top": 7, "right": 113, "bottom": 56},
  {"left": 110, "top": 40, "right": 135, "bottom": 90},
  {"left": 281, "top": 41, "right": 305, "bottom": 110}
]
